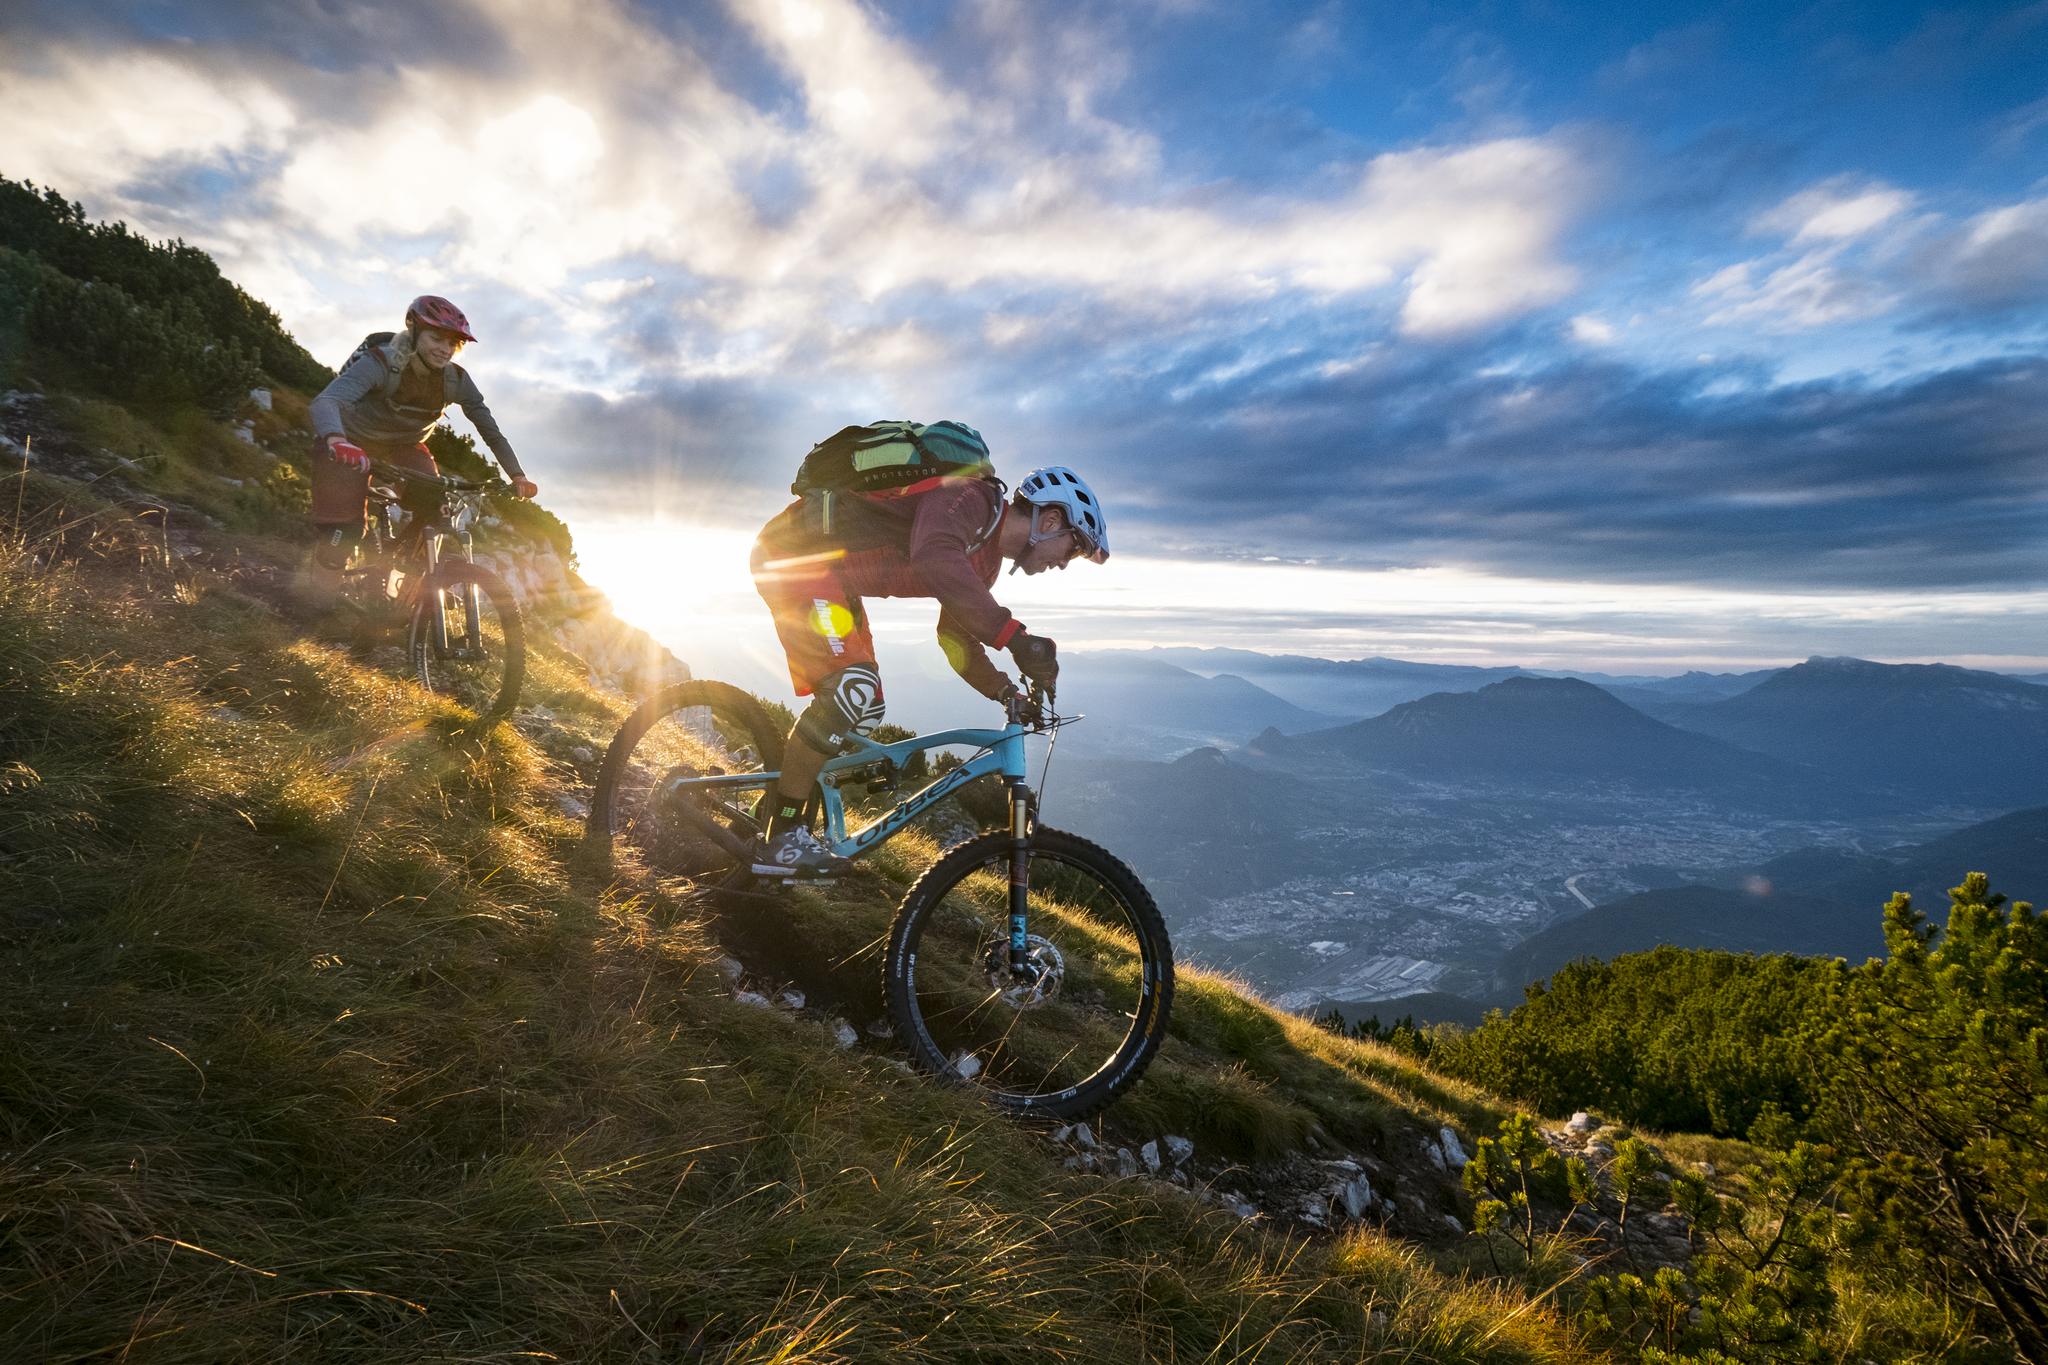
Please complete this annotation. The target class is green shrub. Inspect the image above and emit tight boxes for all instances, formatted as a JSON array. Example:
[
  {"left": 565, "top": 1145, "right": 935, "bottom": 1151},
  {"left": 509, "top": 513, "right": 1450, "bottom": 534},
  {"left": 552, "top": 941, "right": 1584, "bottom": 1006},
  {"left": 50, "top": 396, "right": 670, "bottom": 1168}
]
[
  {"left": 0, "top": 177, "right": 327, "bottom": 390},
  {"left": 0, "top": 245, "right": 260, "bottom": 411}
]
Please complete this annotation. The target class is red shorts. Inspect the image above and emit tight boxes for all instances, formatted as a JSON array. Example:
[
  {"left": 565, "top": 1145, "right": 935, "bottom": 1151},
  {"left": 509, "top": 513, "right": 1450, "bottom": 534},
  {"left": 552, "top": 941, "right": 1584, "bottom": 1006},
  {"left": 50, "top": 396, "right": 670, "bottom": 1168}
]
[
  {"left": 751, "top": 540, "right": 875, "bottom": 695},
  {"left": 308, "top": 440, "right": 438, "bottom": 532}
]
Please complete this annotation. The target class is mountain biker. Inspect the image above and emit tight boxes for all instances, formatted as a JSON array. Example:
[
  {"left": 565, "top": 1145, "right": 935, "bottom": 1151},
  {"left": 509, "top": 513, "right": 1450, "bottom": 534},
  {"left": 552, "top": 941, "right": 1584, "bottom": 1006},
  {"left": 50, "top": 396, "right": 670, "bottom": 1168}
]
[
  {"left": 300, "top": 295, "right": 538, "bottom": 607},
  {"left": 749, "top": 458, "right": 1110, "bottom": 877}
]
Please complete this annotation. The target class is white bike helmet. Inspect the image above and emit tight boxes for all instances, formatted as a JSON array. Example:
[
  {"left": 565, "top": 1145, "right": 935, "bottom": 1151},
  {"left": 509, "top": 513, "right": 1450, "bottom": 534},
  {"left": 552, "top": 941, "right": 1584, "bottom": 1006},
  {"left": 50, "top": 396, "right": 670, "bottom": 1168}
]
[{"left": 1015, "top": 466, "right": 1110, "bottom": 563}]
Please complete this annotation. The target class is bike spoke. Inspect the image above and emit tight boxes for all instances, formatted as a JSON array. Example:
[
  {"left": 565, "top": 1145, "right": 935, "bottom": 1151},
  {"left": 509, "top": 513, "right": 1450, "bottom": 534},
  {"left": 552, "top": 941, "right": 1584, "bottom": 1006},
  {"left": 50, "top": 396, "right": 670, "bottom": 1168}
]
[
  {"left": 597, "top": 690, "right": 779, "bottom": 879},
  {"left": 905, "top": 845, "right": 1153, "bottom": 1104},
  {"left": 408, "top": 566, "right": 522, "bottom": 721}
]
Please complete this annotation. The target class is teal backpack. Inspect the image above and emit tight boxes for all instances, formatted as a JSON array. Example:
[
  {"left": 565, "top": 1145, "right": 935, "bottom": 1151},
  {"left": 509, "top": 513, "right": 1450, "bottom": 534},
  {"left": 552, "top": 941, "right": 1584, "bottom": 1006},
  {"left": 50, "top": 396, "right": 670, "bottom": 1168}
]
[{"left": 791, "top": 420, "right": 996, "bottom": 539}]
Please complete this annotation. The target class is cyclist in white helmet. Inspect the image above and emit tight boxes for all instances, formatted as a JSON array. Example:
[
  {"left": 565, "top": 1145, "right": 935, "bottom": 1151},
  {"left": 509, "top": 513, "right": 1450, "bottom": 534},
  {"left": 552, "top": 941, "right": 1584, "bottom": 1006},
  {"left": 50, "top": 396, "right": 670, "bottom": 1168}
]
[{"left": 748, "top": 457, "right": 1110, "bottom": 876}]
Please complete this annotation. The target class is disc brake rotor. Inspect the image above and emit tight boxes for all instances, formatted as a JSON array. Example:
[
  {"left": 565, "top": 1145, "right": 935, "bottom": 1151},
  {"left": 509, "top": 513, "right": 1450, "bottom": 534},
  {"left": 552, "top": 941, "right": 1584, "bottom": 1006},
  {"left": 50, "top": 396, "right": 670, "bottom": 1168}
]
[{"left": 982, "top": 934, "right": 1066, "bottom": 1009}]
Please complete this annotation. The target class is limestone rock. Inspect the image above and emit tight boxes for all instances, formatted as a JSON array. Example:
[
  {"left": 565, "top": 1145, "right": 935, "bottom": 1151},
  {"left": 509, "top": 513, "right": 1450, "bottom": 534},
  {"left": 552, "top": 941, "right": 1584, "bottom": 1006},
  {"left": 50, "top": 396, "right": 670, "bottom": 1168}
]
[{"left": 1335, "top": 1173, "right": 1376, "bottom": 1220}]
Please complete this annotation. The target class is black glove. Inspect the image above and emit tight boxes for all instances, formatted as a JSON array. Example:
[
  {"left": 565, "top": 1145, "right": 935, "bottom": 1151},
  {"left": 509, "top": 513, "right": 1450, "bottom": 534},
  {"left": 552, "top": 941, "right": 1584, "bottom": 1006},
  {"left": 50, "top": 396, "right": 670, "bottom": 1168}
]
[{"left": 1007, "top": 630, "right": 1058, "bottom": 687}]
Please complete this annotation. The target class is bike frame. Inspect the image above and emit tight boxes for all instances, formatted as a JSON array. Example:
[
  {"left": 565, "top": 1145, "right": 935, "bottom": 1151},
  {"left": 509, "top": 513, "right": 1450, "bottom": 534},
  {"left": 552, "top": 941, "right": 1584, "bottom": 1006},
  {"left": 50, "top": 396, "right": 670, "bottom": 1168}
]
[
  {"left": 360, "top": 462, "right": 488, "bottom": 655},
  {"left": 660, "top": 709, "right": 1048, "bottom": 968}
]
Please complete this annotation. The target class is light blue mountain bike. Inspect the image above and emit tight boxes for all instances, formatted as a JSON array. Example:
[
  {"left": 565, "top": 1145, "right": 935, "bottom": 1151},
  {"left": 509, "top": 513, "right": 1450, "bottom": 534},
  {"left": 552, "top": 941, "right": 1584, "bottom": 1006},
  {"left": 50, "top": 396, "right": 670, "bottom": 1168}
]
[{"left": 586, "top": 680, "right": 1174, "bottom": 1118}]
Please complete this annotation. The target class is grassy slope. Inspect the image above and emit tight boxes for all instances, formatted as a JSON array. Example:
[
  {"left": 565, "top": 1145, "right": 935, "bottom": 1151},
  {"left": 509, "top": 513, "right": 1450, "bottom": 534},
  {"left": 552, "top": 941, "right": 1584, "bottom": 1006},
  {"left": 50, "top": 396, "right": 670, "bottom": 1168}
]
[{"left": 0, "top": 395, "right": 1595, "bottom": 1362}]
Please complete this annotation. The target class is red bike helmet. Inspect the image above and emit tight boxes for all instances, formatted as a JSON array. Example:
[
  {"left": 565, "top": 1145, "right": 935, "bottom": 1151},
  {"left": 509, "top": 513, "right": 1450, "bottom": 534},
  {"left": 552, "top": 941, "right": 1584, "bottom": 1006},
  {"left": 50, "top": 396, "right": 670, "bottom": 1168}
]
[{"left": 404, "top": 294, "right": 476, "bottom": 343}]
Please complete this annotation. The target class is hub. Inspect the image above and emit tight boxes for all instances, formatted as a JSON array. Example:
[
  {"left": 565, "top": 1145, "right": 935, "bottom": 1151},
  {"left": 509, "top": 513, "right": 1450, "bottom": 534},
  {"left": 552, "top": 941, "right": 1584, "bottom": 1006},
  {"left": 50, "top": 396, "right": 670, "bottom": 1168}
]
[{"left": 982, "top": 934, "right": 1065, "bottom": 1009}]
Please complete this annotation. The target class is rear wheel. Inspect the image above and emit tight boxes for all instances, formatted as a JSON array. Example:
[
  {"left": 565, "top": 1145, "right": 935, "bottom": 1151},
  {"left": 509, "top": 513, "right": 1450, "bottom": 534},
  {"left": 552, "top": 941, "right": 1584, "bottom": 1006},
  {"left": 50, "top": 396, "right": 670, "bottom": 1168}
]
[
  {"left": 883, "top": 827, "right": 1174, "bottom": 1119},
  {"left": 586, "top": 680, "right": 787, "bottom": 879},
  {"left": 408, "top": 560, "right": 524, "bottom": 722}
]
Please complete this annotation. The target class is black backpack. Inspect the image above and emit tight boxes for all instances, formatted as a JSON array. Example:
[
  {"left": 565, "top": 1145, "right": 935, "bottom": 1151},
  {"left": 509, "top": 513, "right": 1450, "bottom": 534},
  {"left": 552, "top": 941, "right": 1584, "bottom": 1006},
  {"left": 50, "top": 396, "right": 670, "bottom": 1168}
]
[
  {"left": 791, "top": 420, "right": 998, "bottom": 541},
  {"left": 792, "top": 420, "right": 994, "bottom": 496},
  {"left": 339, "top": 330, "right": 399, "bottom": 374}
]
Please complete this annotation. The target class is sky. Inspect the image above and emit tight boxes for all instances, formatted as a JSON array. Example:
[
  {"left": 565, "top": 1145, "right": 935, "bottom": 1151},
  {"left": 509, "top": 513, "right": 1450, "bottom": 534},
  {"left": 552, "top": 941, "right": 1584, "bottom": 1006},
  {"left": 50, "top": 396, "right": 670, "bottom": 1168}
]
[{"left": 4, "top": 0, "right": 2047, "bottom": 688}]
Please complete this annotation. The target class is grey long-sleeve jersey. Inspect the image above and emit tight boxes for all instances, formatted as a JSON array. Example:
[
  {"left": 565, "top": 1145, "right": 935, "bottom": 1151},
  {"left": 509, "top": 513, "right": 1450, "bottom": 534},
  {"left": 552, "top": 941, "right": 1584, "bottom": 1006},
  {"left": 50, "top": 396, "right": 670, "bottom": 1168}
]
[{"left": 310, "top": 349, "right": 525, "bottom": 478}]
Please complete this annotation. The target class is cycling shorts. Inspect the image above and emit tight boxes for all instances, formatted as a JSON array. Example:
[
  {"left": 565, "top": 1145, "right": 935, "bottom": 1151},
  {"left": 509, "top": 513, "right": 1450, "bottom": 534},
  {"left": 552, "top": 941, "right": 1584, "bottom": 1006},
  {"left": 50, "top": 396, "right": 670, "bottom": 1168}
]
[
  {"left": 750, "top": 541, "right": 877, "bottom": 696},
  {"left": 309, "top": 439, "right": 439, "bottom": 531}
]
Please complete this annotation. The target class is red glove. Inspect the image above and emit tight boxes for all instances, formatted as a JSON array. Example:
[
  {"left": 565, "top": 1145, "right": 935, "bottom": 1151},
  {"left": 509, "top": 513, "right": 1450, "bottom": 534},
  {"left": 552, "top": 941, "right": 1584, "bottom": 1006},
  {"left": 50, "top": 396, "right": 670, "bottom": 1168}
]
[
  {"left": 327, "top": 437, "right": 369, "bottom": 471},
  {"left": 511, "top": 477, "right": 538, "bottom": 499}
]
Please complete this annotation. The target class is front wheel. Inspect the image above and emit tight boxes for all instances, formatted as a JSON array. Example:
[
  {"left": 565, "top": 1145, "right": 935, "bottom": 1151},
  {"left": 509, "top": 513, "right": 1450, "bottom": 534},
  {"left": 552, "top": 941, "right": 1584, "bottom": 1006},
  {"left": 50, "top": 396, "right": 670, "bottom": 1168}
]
[
  {"left": 884, "top": 827, "right": 1174, "bottom": 1119},
  {"left": 408, "top": 560, "right": 524, "bottom": 723}
]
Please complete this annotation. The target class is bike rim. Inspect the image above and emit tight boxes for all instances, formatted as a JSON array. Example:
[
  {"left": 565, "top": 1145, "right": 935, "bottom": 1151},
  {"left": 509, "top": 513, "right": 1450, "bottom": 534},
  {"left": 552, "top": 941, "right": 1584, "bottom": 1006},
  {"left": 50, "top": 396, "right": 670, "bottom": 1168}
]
[
  {"left": 608, "top": 698, "right": 777, "bottom": 877},
  {"left": 902, "top": 847, "right": 1156, "bottom": 1105},
  {"left": 412, "top": 580, "right": 512, "bottom": 715}
]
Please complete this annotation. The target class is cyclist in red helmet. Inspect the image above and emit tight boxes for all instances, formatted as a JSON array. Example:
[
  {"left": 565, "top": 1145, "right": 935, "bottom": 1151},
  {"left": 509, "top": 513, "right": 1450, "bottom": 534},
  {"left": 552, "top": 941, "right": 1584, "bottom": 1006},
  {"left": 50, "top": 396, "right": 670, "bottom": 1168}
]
[{"left": 300, "top": 295, "right": 537, "bottom": 608}]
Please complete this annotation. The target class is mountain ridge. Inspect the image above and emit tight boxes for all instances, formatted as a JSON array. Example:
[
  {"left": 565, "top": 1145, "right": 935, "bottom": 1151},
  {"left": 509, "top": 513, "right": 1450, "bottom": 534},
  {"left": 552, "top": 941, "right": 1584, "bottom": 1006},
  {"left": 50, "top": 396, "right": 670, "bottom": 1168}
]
[{"left": 1244, "top": 674, "right": 1852, "bottom": 809}]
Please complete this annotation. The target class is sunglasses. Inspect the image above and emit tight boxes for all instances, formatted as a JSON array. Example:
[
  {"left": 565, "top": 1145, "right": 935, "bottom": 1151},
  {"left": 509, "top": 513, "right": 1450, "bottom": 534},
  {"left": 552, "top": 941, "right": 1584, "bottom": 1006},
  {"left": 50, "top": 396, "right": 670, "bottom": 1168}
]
[{"left": 1063, "top": 522, "right": 1103, "bottom": 564}]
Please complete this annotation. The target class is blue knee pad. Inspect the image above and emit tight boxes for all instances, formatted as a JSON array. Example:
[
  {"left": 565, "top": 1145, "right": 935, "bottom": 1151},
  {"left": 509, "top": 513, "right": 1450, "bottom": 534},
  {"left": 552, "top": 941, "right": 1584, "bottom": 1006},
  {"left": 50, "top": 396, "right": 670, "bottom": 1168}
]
[{"left": 796, "top": 665, "right": 885, "bottom": 750}]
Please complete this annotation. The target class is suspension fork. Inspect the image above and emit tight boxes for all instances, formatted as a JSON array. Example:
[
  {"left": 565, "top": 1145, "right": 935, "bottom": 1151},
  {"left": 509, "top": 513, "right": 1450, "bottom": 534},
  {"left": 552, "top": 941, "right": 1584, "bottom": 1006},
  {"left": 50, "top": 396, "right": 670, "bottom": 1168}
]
[
  {"left": 423, "top": 531, "right": 452, "bottom": 653},
  {"left": 459, "top": 529, "right": 482, "bottom": 648},
  {"left": 1007, "top": 778, "right": 1037, "bottom": 973}
]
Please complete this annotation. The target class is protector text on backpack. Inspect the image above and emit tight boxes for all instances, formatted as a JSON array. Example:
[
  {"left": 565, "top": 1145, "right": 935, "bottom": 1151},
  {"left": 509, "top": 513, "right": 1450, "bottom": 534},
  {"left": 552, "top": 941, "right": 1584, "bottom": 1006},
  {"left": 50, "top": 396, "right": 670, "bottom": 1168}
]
[{"left": 790, "top": 420, "right": 996, "bottom": 539}]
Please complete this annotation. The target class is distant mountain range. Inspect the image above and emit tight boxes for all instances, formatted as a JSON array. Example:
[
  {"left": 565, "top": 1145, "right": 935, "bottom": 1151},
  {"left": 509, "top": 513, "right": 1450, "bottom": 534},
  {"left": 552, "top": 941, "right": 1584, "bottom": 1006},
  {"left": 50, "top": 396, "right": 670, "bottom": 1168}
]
[
  {"left": 1083, "top": 647, "right": 2048, "bottom": 741},
  {"left": 1085, "top": 647, "right": 1530, "bottom": 722},
  {"left": 1494, "top": 805, "right": 2048, "bottom": 992},
  {"left": 1243, "top": 675, "right": 1850, "bottom": 810},
  {"left": 1645, "top": 657, "right": 2048, "bottom": 807},
  {"left": 1598, "top": 669, "right": 1777, "bottom": 711}
]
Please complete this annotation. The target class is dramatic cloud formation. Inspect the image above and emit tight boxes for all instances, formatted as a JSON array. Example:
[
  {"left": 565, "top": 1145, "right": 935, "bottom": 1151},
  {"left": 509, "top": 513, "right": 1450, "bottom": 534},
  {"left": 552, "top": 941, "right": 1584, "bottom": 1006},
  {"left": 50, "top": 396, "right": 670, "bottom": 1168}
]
[{"left": 2, "top": 0, "right": 2044, "bottom": 670}]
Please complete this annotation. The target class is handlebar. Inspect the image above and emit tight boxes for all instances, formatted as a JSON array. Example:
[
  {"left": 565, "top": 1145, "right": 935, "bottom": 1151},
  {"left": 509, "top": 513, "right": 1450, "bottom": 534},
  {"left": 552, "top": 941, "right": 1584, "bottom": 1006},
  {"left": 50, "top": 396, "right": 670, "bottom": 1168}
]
[
  {"left": 1005, "top": 680, "right": 1058, "bottom": 729},
  {"left": 366, "top": 458, "right": 491, "bottom": 493}
]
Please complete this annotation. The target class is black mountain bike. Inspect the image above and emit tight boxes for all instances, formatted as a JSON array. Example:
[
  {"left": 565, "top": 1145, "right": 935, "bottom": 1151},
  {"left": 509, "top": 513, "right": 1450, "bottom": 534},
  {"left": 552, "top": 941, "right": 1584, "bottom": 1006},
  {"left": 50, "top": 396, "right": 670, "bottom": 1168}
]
[
  {"left": 584, "top": 680, "right": 1174, "bottom": 1120},
  {"left": 342, "top": 459, "right": 525, "bottom": 723}
]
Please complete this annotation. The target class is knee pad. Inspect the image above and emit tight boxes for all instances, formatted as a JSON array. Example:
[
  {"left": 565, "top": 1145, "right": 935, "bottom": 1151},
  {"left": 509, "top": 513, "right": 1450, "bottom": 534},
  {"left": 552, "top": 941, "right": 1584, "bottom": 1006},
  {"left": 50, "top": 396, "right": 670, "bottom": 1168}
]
[
  {"left": 313, "top": 526, "right": 360, "bottom": 570},
  {"left": 796, "top": 664, "right": 885, "bottom": 750}
]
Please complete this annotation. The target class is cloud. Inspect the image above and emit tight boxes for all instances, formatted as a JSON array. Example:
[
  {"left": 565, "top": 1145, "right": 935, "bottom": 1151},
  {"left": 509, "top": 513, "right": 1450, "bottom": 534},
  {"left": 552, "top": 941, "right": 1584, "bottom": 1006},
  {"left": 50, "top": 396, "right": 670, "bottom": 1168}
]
[
  {"left": 1751, "top": 178, "right": 1915, "bottom": 242},
  {"left": 1064, "top": 346, "right": 2048, "bottom": 592},
  {"left": 1916, "top": 197, "right": 2048, "bottom": 318},
  {"left": 0, "top": 0, "right": 1595, "bottom": 365},
  {"left": 0, "top": 44, "right": 295, "bottom": 199},
  {"left": 726, "top": 0, "right": 962, "bottom": 167},
  {"left": 1692, "top": 252, "right": 1897, "bottom": 332},
  {"left": 1568, "top": 314, "right": 1617, "bottom": 345},
  {"left": 2, "top": 0, "right": 2044, "bottom": 625},
  {"left": 1693, "top": 174, "right": 2048, "bottom": 335}
]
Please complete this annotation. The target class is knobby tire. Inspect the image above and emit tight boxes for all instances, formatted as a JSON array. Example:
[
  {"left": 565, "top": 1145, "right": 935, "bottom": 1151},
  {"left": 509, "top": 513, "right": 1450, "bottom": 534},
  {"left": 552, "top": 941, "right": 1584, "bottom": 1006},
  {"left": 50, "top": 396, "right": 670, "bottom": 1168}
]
[
  {"left": 407, "top": 560, "right": 524, "bottom": 723},
  {"left": 883, "top": 826, "right": 1174, "bottom": 1120}
]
